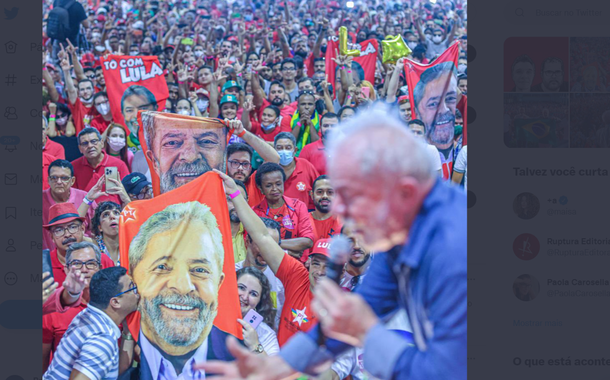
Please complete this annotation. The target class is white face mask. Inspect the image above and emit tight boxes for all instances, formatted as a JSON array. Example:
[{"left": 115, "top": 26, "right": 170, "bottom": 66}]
[
  {"left": 196, "top": 99, "right": 209, "bottom": 113},
  {"left": 178, "top": 109, "right": 191, "bottom": 116},
  {"left": 407, "top": 42, "right": 418, "bottom": 50},
  {"left": 95, "top": 103, "right": 110, "bottom": 115},
  {"left": 432, "top": 35, "right": 443, "bottom": 43},
  {"left": 194, "top": 50, "right": 204, "bottom": 58},
  {"left": 108, "top": 136, "right": 126, "bottom": 151}
]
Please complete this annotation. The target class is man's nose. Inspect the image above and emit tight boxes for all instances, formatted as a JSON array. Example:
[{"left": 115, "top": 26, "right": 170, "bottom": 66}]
[
  {"left": 167, "top": 267, "right": 196, "bottom": 294},
  {"left": 178, "top": 139, "right": 200, "bottom": 163}
]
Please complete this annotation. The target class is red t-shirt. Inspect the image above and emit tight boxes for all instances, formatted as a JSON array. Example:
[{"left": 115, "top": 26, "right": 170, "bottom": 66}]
[
  {"left": 275, "top": 254, "right": 316, "bottom": 346},
  {"left": 255, "top": 99, "right": 297, "bottom": 135},
  {"left": 43, "top": 152, "right": 56, "bottom": 191},
  {"left": 302, "top": 214, "right": 343, "bottom": 262},
  {"left": 298, "top": 139, "right": 327, "bottom": 175},
  {"left": 50, "top": 248, "right": 115, "bottom": 286},
  {"left": 253, "top": 196, "right": 314, "bottom": 242},
  {"left": 90, "top": 114, "right": 113, "bottom": 134},
  {"left": 284, "top": 158, "right": 319, "bottom": 210},
  {"left": 68, "top": 98, "right": 97, "bottom": 135},
  {"left": 43, "top": 302, "right": 87, "bottom": 351},
  {"left": 249, "top": 117, "right": 292, "bottom": 143},
  {"left": 71, "top": 153, "right": 130, "bottom": 204},
  {"left": 44, "top": 139, "right": 65, "bottom": 160}
]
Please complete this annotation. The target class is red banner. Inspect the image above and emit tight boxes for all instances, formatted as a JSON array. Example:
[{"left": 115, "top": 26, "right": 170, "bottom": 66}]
[
  {"left": 101, "top": 55, "right": 169, "bottom": 129},
  {"left": 119, "top": 171, "right": 242, "bottom": 369},
  {"left": 325, "top": 38, "right": 379, "bottom": 89},
  {"left": 404, "top": 42, "right": 460, "bottom": 179}
]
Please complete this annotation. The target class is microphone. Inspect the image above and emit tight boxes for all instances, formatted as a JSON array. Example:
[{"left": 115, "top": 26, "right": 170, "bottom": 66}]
[
  {"left": 326, "top": 235, "right": 351, "bottom": 284},
  {"left": 317, "top": 235, "right": 351, "bottom": 347}
]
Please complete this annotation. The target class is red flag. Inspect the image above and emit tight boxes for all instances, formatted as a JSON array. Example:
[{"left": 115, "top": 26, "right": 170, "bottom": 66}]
[
  {"left": 325, "top": 38, "right": 379, "bottom": 89},
  {"left": 404, "top": 42, "right": 460, "bottom": 180},
  {"left": 101, "top": 55, "right": 169, "bottom": 129},
  {"left": 119, "top": 171, "right": 242, "bottom": 356}
]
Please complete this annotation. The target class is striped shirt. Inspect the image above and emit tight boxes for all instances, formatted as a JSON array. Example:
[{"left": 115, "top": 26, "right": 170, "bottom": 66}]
[{"left": 43, "top": 305, "right": 121, "bottom": 380}]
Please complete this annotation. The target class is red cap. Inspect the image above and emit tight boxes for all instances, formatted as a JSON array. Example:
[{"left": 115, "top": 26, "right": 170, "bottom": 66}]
[
  {"left": 97, "top": 14, "right": 106, "bottom": 22},
  {"left": 43, "top": 203, "right": 85, "bottom": 229},
  {"left": 310, "top": 238, "right": 331, "bottom": 258}
]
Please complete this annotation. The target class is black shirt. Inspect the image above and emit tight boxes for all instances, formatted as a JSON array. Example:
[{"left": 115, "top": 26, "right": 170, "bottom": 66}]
[{"left": 53, "top": 0, "right": 87, "bottom": 44}]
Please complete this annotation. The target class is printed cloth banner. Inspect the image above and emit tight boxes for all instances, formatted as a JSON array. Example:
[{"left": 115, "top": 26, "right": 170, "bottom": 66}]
[
  {"left": 119, "top": 171, "right": 242, "bottom": 376},
  {"left": 137, "top": 111, "right": 228, "bottom": 196},
  {"left": 405, "top": 43, "right": 460, "bottom": 179},
  {"left": 325, "top": 38, "right": 379, "bottom": 90},
  {"left": 101, "top": 55, "right": 169, "bottom": 131}
]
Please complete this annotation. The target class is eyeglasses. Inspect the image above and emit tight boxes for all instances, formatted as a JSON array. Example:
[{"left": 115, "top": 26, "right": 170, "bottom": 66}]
[
  {"left": 228, "top": 160, "right": 252, "bottom": 170},
  {"left": 282, "top": 67, "right": 296, "bottom": 72},
  {"left": 51, "top": 223, "right": 82, "bottom": 237},
  {"left": 79, "top": 138, "right": 101, "bottom": 147},
  {"left": 49, "top": 175, "right": 72, "bottom": 183},
  {"left": 67, "top": 259, "right": 100, "bottom": 270},
  {"left": 114, "top": 282, "right": 138, "bottom": 298}
]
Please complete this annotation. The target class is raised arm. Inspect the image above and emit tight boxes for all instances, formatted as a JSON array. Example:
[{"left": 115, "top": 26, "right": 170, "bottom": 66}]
[
  {"left": 226, "top": 119, "right": 280, "bottom": 164},
  {"left": 215, "top": 169, "right": 285, "bottom": 273},
  {"left": 250, "top": 71, "right": 266, "bottom": 108},
  {"left": 60, "top": 57, "right": 78, "bottom": 105}
]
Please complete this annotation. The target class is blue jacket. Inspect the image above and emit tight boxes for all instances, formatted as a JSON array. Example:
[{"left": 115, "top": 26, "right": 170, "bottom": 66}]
[{"left": 281, "top": 180, "right": 467, "bottom": 380}]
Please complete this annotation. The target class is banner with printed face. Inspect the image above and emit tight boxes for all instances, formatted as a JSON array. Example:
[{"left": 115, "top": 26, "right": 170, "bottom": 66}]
[
  {"left": 137, "top": 111, "right": 228, "bottom": 196},
  {"left": 101, "top": 55, "right": 169, "bottom": 132},
  {"left": 325, "top": 38, "right": 379, "bottom": 91},
  {"left": 119, "top": 172, "right": 242, "bottom": 376},
  {"left": 405, "top": 42, "right": 460, "bottom": 179}
]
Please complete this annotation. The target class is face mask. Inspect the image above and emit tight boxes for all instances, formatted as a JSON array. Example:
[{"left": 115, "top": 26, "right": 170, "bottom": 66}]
[
  {"left": 108, "top": 136, "right": 126, "bottom": 151},
  {"left": 407, "top": 42, "right": 417, "bottom": 50},
  {"left": 178, "top": 109, "right": 191, "bottom": 116},
  {"left": 261, "top": 120, "right": 278, "bottom": 131},
  {"left": 56, "top": 115, "right": 68, "bottom": 126},
  {"left": 458, "top": 64, "right": 467, "bottom": 74},
  {"left": 80, "top": 96, "right": 92, "bottom": 104},
  {"left": 95, "top": 103, "right": 110, "bottom": 115},
  {"left": 196, "top": 99, "right": 209, "bottom": 112},
  {"left": 278, "top": 149, "right": 294, "bottom": 166},
  {"left": 432, "top": 35, "right": 443, "bottom": 43},
  {"left": 194, "top": 50, "right": 204, "bottom": 58}
]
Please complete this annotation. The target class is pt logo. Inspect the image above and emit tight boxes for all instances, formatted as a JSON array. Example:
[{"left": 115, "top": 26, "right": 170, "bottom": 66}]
[
  {"left": 291, "top": 307, "right": 309, "bottom": 326},
  {"left": 296, "top": 182, "right": 306, "bottom": 191},
  {"left": 120, "top": 205, "right": 137, "bottom": 224}
]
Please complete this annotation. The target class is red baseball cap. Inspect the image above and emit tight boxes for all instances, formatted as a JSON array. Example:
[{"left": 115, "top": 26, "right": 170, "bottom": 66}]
[
  {"left": 310, "top": 238, "right": 331, "bottom": 259},
  {"left": 43, "top": 203, "right": 85, "bottom": 229}
]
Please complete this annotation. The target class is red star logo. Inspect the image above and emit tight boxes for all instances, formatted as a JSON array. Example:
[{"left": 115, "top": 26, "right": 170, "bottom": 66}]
[
  {"left": 296, "top": 182, "right": 306, "bottom": 191},
  {"left": 121, "top": 205, "right": 137, "bottom": 224}
]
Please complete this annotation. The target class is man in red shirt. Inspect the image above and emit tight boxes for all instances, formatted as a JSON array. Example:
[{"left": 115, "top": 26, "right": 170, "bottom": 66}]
[
  {"left": 42, "top": 241, "right": 105, "bottom": 372},
  {"left": 90, "top": 92, "right": 113, "bottom": 133},
  {"left": 215, "top": 171, "right": 329, "bottom": 346},
  {"left": 303, "top": 175, "right": 343, "bottom": 262},
  {"left": 251, "top": 78, "right": 297, "bottom": 131},
  {"left": 71, "top": 128, "right": 130, "bottom": 204},
  {"left": 60, "top": 57, "right": 97, "bottom": 134},
  {"left": 224, "top": 120, "right": 280, "bottom": 208},
  {"left": 43, "top": 203, "right": 114, "bottom": 286},
  {"left": 299, "top": 112, "right": 339, "bottom": 175},
  {"left": 274, "top": 132, "right": 319, "bottom": 210},
  {"left": 252, "top": 162, "right": 314, "bottom": 260}
]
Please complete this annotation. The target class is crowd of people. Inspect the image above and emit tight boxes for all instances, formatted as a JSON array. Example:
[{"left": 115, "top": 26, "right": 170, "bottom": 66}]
[{"left": 41, "top": 0, "right": 468, "bottom": 379}]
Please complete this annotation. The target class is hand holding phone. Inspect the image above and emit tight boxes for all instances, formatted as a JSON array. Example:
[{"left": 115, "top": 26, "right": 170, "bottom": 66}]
[
  {"left": 105, "top": 167, "right": 119, "bottom": 192},
  {"left": 244, "top": 308, "right": 263, "bottom": 329}
]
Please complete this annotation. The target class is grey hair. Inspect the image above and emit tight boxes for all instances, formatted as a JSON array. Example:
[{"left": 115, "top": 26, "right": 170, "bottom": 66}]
[
  {"left": 129, "top": 201, "right": 224, "bottom": 274},
  {"left": 77, "top": 127, "right": 102, "bottom": 145},
  {"left": 274, "top": 131, "right": 297, "bottom": 147},
  {"left": 66, "top": 241, "right": 102, "bottom": 264},
  {"left": 326, "top": 104, "right": 435, "bottom": 182},
  {"left": 413, "top": 61, "right": 458, "bottom": 112}
]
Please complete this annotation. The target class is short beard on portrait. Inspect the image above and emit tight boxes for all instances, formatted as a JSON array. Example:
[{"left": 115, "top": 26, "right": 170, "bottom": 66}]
[
  {"left": 140, "top": 291, "right": 217, "bottom": 347},
  {"left": 160, "top": 159, "right": 212, "bottom": 193},
  {"left": 426, "top": 111, "right": 455, "bottom": 146}
]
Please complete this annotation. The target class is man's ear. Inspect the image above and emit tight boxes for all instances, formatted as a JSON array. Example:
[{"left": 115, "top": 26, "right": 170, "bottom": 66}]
[{"left": 145, "top": 150, "right": 160, "bottom": 173}]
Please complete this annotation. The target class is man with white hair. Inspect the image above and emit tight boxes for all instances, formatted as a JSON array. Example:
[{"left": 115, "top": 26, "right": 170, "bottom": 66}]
[
  {"left": 197, "top": 106, "right": 467, "bottom": 380},
  {"left": 125, "top": 201, "right": 234, "bottom": 380}
]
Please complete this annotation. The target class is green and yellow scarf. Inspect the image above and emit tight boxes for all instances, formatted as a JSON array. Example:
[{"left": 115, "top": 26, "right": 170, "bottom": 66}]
[{"left": 290, "top": 110, "right": 320, "bottom": 156}]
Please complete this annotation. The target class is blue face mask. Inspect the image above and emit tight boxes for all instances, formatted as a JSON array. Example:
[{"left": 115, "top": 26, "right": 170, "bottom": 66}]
[
  {"left": 278, "top": 149, "right": 294, "bottom": 166},
  {"left": 261, "top": 118, "right": 279, "bottom": 131}
]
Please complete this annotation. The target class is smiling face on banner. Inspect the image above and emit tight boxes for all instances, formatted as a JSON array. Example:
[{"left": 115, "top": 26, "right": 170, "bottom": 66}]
[
  {"left": 140, "top": 112, "right": 227, "bottom": 195},
  {"left": 129, "top": 201, "right": 225, "bottom": 356}
]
